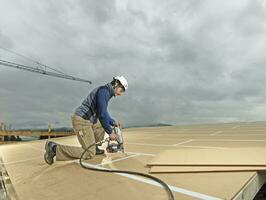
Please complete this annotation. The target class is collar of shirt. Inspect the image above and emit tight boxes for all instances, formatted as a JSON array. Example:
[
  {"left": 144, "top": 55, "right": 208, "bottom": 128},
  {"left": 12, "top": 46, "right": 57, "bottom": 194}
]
[{"left": 106, "top": 82, "right": 115, "bottom": 97}]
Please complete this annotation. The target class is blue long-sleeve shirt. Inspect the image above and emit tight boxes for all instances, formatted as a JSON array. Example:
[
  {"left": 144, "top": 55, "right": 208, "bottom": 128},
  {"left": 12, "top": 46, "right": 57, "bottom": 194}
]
[
  {"left": 74, "top": 83, "right": 115, "bottom": 134},
  {"left": 96, "top": 86, "right": 115, "bottom": 134}
]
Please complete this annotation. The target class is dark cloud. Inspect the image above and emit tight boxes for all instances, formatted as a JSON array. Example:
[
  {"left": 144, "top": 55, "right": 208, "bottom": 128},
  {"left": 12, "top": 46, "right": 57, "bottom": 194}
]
[
  {"left": 1, "top": 0, "right": 266, "bottom": 129},
  {"left": 79, "top": 0, "right": 117, "bottom": 24}
]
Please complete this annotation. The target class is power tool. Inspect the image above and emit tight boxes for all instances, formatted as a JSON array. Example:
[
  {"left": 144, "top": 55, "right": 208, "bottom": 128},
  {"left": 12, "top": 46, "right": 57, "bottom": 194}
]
[
  {"left": 79, "top": 126, "right": 174, "bottom": 200},
  {"left": 106, "top": 127, "right": 125, "bottom": 153}
]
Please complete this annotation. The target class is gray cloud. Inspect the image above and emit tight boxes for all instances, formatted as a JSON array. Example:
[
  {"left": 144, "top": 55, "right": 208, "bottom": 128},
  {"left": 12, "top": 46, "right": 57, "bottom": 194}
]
[
  {"left": 1, "top": 0, "right": 266, "bottom": 129},
  {"left": 0, "top": 32, "right": 13, "bottom": 49}
]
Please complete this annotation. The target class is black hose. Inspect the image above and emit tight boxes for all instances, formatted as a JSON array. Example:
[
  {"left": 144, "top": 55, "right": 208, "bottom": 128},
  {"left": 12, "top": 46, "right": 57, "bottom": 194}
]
[{"left": 79, "top": 142, "right": 175, "bottom": 200}]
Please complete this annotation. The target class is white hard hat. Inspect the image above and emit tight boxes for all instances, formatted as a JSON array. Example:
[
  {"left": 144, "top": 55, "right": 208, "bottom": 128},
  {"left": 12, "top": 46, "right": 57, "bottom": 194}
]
[{"left": 113, "top": 76, "right": 128, "bottom": 91}]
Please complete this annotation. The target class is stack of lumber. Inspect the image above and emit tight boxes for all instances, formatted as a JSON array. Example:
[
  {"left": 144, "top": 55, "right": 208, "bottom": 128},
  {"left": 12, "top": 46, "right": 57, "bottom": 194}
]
[{"left": 147, "top": 148, "right": 266, "bottom": 173}]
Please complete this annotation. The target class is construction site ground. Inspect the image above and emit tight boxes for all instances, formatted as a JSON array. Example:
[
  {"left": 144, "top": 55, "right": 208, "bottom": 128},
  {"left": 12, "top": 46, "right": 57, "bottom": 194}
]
[{"left": 1, "top": 121, "right": 266, "bottom": 200}]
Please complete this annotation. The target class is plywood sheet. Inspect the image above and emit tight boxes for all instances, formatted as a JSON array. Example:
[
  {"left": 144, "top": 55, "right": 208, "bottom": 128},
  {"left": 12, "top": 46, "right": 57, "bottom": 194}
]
[
  {"left": 149, "top": 165, "right": 266, "bottom": 173},
  {"left": 3, "top": 121, "right": 266, "bottom": 200},
  {"left": 148, "top": 148, "right": 266, "bottom": 166}
]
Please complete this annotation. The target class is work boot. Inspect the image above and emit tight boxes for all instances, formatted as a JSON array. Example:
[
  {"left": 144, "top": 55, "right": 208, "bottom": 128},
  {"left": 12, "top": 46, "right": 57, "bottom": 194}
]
[
  {"left": 44, "top": 141, "right": 57, "bottom": 165},
  {"left": 96, "top": 144, "right": 105, "bottom": 155}
]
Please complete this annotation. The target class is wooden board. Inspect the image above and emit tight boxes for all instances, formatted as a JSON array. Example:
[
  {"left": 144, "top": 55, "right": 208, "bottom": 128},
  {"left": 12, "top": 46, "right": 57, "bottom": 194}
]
[
  {"left": 149, "top": 165, "right": 266, "bottom": 173},
  {"left": 3, "top": 121, "right": 266, "bottom": 200},
  {"left": 147, "top": 148, "right": 266, "bottom": 166}
]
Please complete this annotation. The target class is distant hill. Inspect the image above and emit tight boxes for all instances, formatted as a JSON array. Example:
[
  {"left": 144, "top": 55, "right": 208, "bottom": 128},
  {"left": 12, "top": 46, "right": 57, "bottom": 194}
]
[
  {"left": 125, "top": 123, "right": 172, "bottom": 128},
  {"left": 11, "top": 123, "right": 172, "bottom": 131},
  {"left": 12, "top": 127, "right": 73, "bottom": 132}
]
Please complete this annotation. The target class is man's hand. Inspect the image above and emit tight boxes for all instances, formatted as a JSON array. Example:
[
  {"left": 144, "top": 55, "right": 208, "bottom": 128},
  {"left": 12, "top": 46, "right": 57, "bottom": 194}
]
[
  {"left": 114, "top": 121, "right": 122, "bottom": 128},
  {"left": 109, "top": 132, "right": 118, "bottom": 141}
]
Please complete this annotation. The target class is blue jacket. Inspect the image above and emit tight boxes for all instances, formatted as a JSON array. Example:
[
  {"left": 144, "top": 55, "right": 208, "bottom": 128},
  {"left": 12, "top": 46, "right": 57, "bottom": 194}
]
[{"left": 74, "top": 83, "right": 115, "bottom": 134}]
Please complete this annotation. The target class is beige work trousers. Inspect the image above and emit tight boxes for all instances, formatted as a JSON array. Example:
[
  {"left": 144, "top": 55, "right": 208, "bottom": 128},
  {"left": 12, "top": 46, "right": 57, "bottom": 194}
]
[{"left": 55, "top": 115, "right": 105, "bottom": 161}]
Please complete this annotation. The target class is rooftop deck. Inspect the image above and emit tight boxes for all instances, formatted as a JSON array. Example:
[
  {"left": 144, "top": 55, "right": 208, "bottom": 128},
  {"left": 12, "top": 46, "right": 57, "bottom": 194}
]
[{"left": 1, "top": 121, "right": 266, "bottom": 200}]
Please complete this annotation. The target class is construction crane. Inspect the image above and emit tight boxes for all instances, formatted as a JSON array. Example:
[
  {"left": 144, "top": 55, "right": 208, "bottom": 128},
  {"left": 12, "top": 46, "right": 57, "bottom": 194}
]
[
  {"left": 0, "top": 46, "right": 92, "bottom": 84},
  {"left": 0, "top": 59, "right": 92, "bottom": 83}
]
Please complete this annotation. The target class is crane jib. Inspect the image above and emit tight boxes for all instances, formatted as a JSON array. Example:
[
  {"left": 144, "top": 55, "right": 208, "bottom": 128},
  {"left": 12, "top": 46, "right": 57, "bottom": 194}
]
[{"left": 0, "top": 59, "right": 92, "bottom": 84}]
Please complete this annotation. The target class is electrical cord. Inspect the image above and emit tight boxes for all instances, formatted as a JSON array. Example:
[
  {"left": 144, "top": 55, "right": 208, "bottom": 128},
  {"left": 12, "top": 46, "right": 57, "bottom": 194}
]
[{"left": 79, "top": 139, "right": 175, "bottom": 200}]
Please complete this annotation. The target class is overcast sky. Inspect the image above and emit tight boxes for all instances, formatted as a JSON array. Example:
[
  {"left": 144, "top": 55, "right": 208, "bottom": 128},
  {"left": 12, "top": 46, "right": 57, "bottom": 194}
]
[{"left": 0, "top": 0, "right": 266, "bottom": 129}]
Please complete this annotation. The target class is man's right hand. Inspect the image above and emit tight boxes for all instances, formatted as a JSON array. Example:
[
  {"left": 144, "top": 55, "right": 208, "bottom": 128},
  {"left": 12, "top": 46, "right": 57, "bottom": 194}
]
[{"left": 109, "top": 132, "right": 118, "bottom": 141}]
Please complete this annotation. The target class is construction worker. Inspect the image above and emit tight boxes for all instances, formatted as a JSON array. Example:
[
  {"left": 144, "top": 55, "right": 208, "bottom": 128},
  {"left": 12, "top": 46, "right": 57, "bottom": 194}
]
[{"left": 44, "top": 76, "right": 128, "bottom": 165}]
